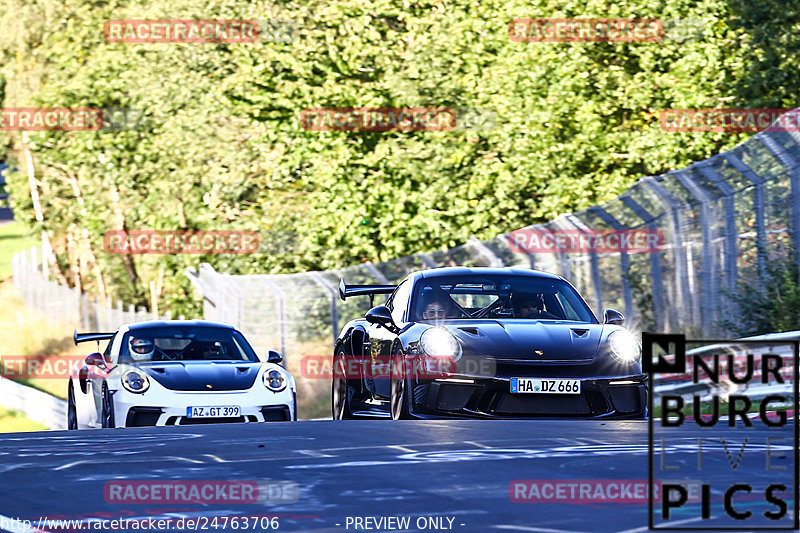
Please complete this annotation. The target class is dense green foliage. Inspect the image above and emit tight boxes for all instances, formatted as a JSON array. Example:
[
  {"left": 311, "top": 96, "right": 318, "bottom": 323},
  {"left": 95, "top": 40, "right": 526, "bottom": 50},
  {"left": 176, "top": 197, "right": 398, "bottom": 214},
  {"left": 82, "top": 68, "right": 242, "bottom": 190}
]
[
  {"left": 1, "top": 0, "right": 799, "bottom": 314},
  {"left": 719, "top": 254, "right": 800, "bottom": 336}
]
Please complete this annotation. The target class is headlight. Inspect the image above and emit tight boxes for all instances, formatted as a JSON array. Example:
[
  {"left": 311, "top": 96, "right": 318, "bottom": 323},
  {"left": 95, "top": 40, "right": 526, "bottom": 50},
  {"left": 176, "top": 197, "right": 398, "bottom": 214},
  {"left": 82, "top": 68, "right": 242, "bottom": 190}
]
[
  {"left": 263, "top": 369, "right": 287, "bottom": 392},
  {"left": 608, "top": 330, "right": 641, "bottom": 363},
  {"left": 121, "top": 369, "right": 150, "bottom": 393},
  {"left": 420, "top": 328, "right": 462, "bottom": 361}
]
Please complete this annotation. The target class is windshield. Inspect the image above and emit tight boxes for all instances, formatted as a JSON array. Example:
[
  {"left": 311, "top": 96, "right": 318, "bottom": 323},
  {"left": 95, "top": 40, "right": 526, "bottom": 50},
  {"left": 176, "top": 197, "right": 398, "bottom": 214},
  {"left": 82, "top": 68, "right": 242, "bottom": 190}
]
[
  {"left": 119, "top": 326, "right": 259, "bottom": 363},
  {"left": 411, "top": 275, "right": 597, "bottom": 323}
]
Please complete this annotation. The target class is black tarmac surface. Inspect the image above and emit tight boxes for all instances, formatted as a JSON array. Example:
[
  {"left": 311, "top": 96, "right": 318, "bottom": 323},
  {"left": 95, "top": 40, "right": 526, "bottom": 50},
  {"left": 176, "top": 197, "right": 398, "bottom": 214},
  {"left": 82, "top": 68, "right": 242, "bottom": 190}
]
[{"left": 0, "top": 419, "right": 795, "bottom": 532}]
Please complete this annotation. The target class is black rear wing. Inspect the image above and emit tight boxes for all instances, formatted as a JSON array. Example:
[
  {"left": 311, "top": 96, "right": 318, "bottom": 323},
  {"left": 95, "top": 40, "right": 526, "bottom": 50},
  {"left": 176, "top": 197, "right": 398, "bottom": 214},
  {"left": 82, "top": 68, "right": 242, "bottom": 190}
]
[
  {"left": 338, "top": 279, "right": 396, "bottom": 302},
  {"left": 74, "top": 330, "right": 115, "bottom": 345}
]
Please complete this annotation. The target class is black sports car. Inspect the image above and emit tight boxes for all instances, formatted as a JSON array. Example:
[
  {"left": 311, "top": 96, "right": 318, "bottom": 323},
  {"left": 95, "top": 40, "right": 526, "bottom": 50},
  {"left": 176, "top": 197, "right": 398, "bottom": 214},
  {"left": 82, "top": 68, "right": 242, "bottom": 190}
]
[{"left": 332, "top": 267, "right": 646, "bottom": 419}]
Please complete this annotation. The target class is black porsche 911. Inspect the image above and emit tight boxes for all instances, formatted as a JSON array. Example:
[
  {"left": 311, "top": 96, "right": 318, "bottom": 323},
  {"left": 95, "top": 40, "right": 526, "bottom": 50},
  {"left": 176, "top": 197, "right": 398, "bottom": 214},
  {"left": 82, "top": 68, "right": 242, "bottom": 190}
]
[{"left": 332, "top": 267, "right": 646, "bottom": 420}]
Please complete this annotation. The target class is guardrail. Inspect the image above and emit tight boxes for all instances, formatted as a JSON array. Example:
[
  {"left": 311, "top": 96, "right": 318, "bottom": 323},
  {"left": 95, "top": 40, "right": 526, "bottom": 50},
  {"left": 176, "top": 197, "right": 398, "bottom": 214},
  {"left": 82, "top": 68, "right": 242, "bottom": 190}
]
[
  {"left": 0, "top": 377, "right": 66, "bottom": 430},
  {"left": 0, "top": 330, "right": 794, "bottom": 431},
  {"left": 13, "top": 246, "right": 172, "bottom": 329}
]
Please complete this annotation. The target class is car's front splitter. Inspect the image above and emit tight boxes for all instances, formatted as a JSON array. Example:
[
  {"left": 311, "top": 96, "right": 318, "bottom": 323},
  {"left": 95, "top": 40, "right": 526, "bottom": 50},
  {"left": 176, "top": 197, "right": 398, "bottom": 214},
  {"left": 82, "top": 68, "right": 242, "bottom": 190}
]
[
  {"left": 111, "top": 386, "right": 296, "bottom": 427},
  {"left": 407, "top": 374, "right": 647, "bottom": 419}
]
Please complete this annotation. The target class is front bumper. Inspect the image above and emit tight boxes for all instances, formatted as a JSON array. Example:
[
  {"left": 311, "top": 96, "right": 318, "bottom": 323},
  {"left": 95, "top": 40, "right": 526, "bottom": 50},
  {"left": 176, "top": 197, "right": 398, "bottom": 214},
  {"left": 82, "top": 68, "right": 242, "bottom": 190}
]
[
  {"left": 112, "top": 387, "right": 296, "bottom": 427},
  {"left": 408, "top": 374, "right": 647, "bottom": 419}
]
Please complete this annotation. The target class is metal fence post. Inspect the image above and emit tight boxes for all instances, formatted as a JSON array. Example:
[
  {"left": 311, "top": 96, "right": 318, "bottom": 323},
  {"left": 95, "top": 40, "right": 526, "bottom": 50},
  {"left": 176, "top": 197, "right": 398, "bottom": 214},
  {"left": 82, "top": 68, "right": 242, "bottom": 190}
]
[
  {"left": 310, "top": 271, "right": 340, "bottom": 343},
  {"left": 262, "top": 277, "right": 287, "bottom": 357},
  {"left": 621, "top": 195, "right": 665, "bottom": 331},
  {"left": 587, "top": 206, "right": 634, "bottom": 320},
  {"left": 723, "top": 152, "right": 768, "bottom": 279},
  {"left": 673, "top": 169, "right": 715, "bottom": 333},
  {"left": 565, "top": 214, "right": 603, "bottom": 313},
  {"left": 642, "top": 176, "right": 693, "bottom": 331},
  {"left": 759, "top": 132, "right": 800, "bottom": 277}
]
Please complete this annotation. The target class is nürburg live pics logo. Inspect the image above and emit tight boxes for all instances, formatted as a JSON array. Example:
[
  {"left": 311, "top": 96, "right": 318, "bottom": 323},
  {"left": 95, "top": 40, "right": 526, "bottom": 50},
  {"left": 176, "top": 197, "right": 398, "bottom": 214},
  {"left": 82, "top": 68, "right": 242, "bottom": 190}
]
[{"left": 644, "top": 332, "right": 799, "bottom": 530}]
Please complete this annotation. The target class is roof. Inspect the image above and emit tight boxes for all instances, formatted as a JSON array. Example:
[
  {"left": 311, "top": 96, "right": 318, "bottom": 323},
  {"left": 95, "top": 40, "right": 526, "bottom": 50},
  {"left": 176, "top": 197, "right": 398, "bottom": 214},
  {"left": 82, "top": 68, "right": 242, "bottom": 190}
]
[
  {"left": 418, "top": 266, "right": 563, "bottom": 280},
  {"left": 125, "top": 319, "right": 237, "bottom": 331}
]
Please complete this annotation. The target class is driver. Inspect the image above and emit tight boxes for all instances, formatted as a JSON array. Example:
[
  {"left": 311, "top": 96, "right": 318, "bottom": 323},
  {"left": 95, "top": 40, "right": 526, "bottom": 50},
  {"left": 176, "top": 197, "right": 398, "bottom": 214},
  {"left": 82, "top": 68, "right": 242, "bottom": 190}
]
[
  {"left": 202, "top": 343, "right": 223, "bottom": 359},
  {"left": 422, "top": 299, "right": 448, "bottom": 320},
  {"left": 129, "top": 337, "right": 154, "bottom": 361},
  {"left": 515, "top": 293, "right": 546, "bottom": 318}
]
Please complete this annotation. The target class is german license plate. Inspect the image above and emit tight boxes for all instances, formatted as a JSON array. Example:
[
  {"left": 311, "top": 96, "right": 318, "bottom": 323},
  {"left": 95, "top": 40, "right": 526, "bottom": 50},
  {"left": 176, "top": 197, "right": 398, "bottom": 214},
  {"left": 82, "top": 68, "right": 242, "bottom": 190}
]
[
  {"left": 186, "top": 405, "right": 241, "bottom": 418},
  {"left": 510, "top": 378, "right": 580, "bottom": 394}
]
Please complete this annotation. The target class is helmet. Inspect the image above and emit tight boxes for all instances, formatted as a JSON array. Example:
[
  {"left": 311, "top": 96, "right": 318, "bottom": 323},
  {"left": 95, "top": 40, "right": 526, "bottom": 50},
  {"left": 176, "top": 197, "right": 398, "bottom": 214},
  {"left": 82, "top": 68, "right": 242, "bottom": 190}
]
[
  {"left": 202, "top": 342, "right": 223, "bottom": 359},
  {"left": 129, "top": 337, "right": 154, "bottom": 361}
]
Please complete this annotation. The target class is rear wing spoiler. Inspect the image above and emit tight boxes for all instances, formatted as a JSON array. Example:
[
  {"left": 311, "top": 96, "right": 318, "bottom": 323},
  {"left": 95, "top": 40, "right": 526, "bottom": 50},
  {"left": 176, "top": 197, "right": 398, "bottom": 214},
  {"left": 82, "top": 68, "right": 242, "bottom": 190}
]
[
  {"left": 74, "top": 330, "right": 115, "bottom": 345},
  {"left": 338, "top": 279, "right": 396, "bottom": 302}
]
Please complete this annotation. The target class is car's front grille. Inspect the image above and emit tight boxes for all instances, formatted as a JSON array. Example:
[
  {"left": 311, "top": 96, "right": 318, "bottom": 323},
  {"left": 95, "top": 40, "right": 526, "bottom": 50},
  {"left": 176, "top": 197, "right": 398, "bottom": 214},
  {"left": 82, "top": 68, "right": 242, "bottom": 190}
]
[
  {"left": 434, "top": 383, "right": 479, "bottom": 411},
  {"left": 492, "top": 393, "right": 592, "bottom": 415}
]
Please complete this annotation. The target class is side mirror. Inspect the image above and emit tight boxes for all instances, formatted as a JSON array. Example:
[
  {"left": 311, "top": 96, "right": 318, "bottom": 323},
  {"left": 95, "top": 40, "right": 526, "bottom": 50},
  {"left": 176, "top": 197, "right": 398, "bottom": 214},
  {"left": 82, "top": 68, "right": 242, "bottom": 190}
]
[
  {"left": 603, "top": 309, "right": 625, "bottom": 326},
  {"left": 267, "top": 350, "right": 283, "bottom": 364},
  {"left": 365, "top": 305, "right": 397, "bottom": 331},
  {"left": 85, "top": 352, "right": 106, "bottom": 368}
]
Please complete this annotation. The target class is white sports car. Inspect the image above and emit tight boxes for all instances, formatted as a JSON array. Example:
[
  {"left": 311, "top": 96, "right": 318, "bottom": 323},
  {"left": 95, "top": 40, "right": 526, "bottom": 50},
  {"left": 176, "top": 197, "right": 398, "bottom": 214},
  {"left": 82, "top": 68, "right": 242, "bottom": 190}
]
[{"left": 68, "top": 320, "right": 297, "bottom": 428}]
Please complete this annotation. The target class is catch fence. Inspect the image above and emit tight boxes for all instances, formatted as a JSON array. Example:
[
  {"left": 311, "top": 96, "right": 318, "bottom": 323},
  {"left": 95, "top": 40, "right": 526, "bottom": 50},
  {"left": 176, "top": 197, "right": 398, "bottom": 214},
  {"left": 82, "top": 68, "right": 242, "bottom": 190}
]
[
  {"left": 188, "top": 112, "right": 800, "bottom": 360},
  {"left": 12, "top": 245, "right": 179, "bottom": 331}
]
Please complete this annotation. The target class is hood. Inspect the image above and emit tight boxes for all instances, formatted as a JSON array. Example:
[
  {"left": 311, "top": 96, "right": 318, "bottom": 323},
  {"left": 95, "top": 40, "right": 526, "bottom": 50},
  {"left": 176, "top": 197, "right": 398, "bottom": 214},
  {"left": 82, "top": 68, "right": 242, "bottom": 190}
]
[
  {"left": 135, "top": 361, "right": 262, "bottom": 391},
  {"left": 441, "top": 320, "right": 605, "bottom": 361}
]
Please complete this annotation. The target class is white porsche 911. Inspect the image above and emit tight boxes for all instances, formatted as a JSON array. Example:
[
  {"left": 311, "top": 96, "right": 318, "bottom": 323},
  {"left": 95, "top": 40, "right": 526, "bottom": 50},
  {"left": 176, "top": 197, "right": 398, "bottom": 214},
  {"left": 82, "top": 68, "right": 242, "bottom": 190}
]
[{"left": 68, "top": 320, "right": 297, "bottom": 428}]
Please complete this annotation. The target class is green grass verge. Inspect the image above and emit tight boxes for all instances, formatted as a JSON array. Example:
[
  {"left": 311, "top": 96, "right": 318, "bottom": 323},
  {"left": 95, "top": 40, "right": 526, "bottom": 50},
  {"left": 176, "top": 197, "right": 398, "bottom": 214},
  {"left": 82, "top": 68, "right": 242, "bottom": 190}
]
[
  {"left": 0, "top": 221, "right": 38, "bottom": 280},
  {"left": 0, "top": 406, "right": 48, "bottom": 432}
]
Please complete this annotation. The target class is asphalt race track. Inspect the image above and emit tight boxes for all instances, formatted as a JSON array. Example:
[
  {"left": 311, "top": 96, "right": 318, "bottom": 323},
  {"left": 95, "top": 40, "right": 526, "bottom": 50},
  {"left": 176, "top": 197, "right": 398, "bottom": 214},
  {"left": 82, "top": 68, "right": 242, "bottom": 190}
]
[{"left": 0, "top": 419, "right": 795, "bottom": 532}]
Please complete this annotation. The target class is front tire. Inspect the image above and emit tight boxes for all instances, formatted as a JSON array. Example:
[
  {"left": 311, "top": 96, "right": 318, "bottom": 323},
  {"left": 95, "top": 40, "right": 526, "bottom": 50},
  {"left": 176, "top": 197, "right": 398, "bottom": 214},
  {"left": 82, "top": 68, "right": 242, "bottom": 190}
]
[
  {"left": 390, "top": 350, "right": 412, "bottom": 420},
  {"left": 101, "top": 383, "right": 115, "bottom": 428},
  {"left": 332, "top": 349, "right": 354, "bottom": 420},
  {"left": 67, "top": 382, "right": 78, "bottom": 430}
]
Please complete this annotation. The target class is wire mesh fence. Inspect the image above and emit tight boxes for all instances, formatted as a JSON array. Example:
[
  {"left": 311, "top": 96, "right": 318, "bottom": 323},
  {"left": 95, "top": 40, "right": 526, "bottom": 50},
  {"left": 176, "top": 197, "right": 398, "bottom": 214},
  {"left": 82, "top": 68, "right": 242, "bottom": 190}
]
[
  {"left": 11, "top": 113, "right": 800, "bottom": 367},
  {"left": 187, "top": 113, "right": 800, "bottom": 364},
  {"left": 12, "top": 245, "right": 177, "bottom": 332}
]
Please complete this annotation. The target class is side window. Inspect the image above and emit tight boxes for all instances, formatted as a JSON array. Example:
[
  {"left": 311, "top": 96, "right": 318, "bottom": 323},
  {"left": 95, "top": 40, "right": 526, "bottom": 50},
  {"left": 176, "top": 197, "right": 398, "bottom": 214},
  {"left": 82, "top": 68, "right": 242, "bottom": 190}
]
[
  {"left": 103, "top": 333, "right": 117, "bottom": 361},
  {"left": 390, "top": 280, "right": 412, "bottom": 324},
  {"left": 103, "top": 334, "right": 115, "bottom": 356}
]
